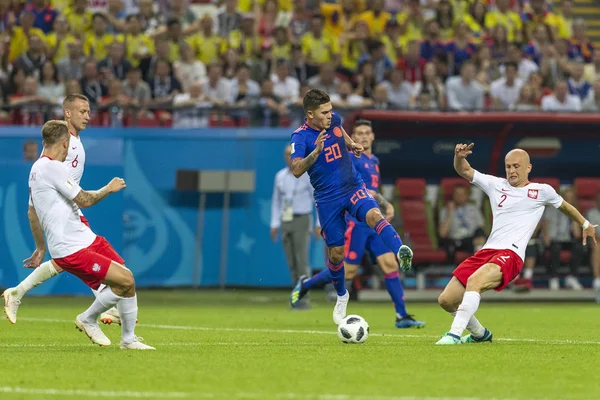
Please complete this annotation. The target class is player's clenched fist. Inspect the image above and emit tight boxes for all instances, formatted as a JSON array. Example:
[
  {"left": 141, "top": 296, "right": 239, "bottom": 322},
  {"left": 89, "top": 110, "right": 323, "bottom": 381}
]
[
  {"left": 315, "top": 130, "right": 328, "bottom": 153},
  {"left": 107, "top": 177, "right": 126, "bottom": 193},
  {"left": 455, "top": 143, "right": 474, "bottom": 159}
]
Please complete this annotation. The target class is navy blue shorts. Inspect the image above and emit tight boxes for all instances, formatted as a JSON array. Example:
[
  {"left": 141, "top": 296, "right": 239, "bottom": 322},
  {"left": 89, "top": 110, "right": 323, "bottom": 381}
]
[
  {"left": 315, "top": 186, "right": 379, "bottom": 247},
  {"left": 344, "top": 219, "right": 391, "bottom": 264}
]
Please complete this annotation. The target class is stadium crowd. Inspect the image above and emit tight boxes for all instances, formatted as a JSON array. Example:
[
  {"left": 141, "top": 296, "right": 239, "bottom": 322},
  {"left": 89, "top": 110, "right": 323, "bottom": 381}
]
[{"left": 0, "top": 0, "right": 599, "bottom": 127}]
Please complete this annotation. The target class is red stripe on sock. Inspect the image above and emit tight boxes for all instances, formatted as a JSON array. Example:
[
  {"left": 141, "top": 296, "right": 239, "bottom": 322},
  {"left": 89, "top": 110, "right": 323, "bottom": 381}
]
[
  {"left": 384, "top": 271, "right": 400, "bottom": 279},
  {"left": 375, "top": 220, "right": 389, "bottom": 235},
  {"left": 327, "top": 259, "right": 344, "bottom": 271}
]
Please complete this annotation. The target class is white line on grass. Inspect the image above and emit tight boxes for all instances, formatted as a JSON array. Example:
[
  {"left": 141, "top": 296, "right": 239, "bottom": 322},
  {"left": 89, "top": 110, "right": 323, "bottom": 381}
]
[
  {"left": 18, "top": 317, "right": 600, "bottom": 345},
  {"left": 0, "top": 387, "right": 506, "bottom": 400}
]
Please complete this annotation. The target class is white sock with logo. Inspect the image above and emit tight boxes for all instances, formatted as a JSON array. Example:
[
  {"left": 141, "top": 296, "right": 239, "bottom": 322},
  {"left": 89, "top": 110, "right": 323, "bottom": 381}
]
[
  {"left": 80, "top": 286, "right": 121, "bottom": 324},
  {"left": 15, "top": 261, "right": 58, "bottom": 298},
  {"left": 449, "top": 291, "right": 482, "bottom": 337}
]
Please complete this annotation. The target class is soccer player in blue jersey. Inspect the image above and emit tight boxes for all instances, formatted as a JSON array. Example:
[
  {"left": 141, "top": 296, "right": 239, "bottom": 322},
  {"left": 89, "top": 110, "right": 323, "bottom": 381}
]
[
  {"left": 288, "top": 89, "right": 413, "bottom": 324},
  {"left": 292, "top": 119, "right": 424, "bottom": 328}
]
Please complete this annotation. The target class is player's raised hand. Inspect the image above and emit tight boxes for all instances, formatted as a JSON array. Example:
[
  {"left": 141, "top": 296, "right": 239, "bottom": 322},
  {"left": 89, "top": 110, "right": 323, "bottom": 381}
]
[
  {"left": 350, "top": 142, "right": 364, "bottom": 157},
  {"left": 455, "top": 143, "right": 474, "bottom": 159},
  {"left": 107, "top": 177, "right": 126, "bottom": 193},
  {"left": 23, "top": 248, "right": 45, "bottom": 269},
  {"left": 582, "top": 223, "right": 598, "bottom": 246},
  {"left": 315, "top": 130, "right": 328, "bottom": 153}
]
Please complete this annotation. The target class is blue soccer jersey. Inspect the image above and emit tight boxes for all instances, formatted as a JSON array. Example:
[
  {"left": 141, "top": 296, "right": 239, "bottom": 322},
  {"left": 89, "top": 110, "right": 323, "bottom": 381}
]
[
  {"left": 351, "top": 153, "right": 380, "bottom": 192},
  {"left": 290, "top": 112, "right": 363, "bottom": 203}
]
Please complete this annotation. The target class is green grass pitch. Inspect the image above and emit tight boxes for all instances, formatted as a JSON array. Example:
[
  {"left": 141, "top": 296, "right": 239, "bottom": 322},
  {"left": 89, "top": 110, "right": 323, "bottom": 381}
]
[{"left": 1, "top": 290, "right": 599, "bottom": 400}]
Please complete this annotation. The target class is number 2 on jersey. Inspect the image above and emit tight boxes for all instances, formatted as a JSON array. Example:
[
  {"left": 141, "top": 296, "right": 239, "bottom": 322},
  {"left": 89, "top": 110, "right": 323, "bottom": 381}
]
[
  {"left": 324, "top": 143, "right": 342, "bottom": 163},
  {"left": 498, "top": 194, "right": 507, "bottom": 207}
]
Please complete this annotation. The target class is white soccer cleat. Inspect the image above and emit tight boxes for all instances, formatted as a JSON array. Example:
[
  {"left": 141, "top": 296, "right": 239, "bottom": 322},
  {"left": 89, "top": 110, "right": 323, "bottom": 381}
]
[
  {"left": 120, "top": 336, "right": 155, "bottom": 350},
  {"left": 564, "top": 275, "right": 583, "bottom": 291},
  {"left": 75, "top": 314, "right": 111, "bottom": 346},
  {"left": 100, "top": 307, "right": 121, "bottom": 325},
  {"left": 2, "top": 288, "right": 21, "bottom": 324},
  {"left": 333, "top": 290, "right": 349, "bottom": 325}
]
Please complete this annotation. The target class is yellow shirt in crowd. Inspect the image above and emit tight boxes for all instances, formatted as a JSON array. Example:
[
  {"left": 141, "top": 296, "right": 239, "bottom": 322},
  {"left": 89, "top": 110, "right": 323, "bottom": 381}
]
[
  {"left": 301, "top": 32, "right": 340, "bottom": 65},
  {"left": 65, "top": 9, "right": 93, "bottom": 37},
  {"left": 45, "top": 33, "right": 77, "bottom": 62},
  {"left": 125, "top": 33, "right": 155, "bottom": 67},
  {"left": 228, "top": 30, "right": 261, "bottom": 61},
  {"left": 9, "top": 27, "right": 46, "bottom": 62},
  {"left": 484, "top": 10, "right": 522, "bottom": 42},
  {"left": 356, "top": 10, "right": 391, "bottom": 37},
  {"left": 237, "top": 0, "right": 291, "bottom": 12},
  {"left": 396, "top": 12, "right": 423, "bottom": 42},
  {"left": 272, "top": 43, "right": 291, "bottom": 61},
  {"left": 188, "top": 34, "right": 226, "bottom": 65},
  {"left": 84, "top": 33, "right": 123, "bottom": 60}
]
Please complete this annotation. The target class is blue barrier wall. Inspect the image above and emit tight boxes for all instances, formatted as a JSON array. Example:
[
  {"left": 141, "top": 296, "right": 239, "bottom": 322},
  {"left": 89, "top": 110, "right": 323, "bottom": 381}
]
[{"left": 0, "top": 128, "right": 326, "bottom": 295}]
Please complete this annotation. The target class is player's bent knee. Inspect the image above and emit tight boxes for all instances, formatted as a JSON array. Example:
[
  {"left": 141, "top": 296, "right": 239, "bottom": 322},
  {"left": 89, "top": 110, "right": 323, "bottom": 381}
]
[
  {"left": 437, "top": 292, "right": 459, "bottom": 312},
  {"left": 328, "top": 246, "right": 344, "bottom": 264},
  {"left": 365, "top": 208, "right": 384, "bottom": 227},
  {"left": 379, "top": 254, "right": 399, "bottom": 274},
  {"left": 345, "top": 264, "right": 359, "bottom": 279}
]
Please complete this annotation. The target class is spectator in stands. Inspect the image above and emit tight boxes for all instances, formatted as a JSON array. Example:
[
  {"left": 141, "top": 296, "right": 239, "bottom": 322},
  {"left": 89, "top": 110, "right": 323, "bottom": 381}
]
[
  {"left": 272, "top": 26, "right": 291, "bottom": 62},
  {"left": 104, "top": 0, "right": 127, "bottom": 34},
  {"left": 65, "top": 79, "right": 82, "bottom": 96},
  {"left": 189, "top": 16, "right": 224, "bottom": 66},
  {"left": 7, "top": 67, "right": 27, "bottom": 97},
  {"left": 56, "top": 39, "right": 85, "bottom": 82},
  {"left": 523, "top": 0, "right": 562, "bottom": 42},
  {"left": 166, "top": 0, "right": 196, "bottom": 29},
  {"left": 354, "top": 60, "right": 376, "bottom": 98},
  {"left": 359, "top": 40, "right": 393, "bottom": 84},
  {"left": 484, "top": 0, "right": 521, "bottom": 43},
  {"left": 435, "top": 0, "right": 454, "bottom": 41},
  {"left": 329, "top": 80, "right": 372, "bottom": 109},
  {"left": 540, "top": 40, "right": 571, "bottom": 89},
  {"left": 23, "top": 140, "right": 38, "bottom": 161},
  {"left": 172, "top": 82, "right": 211, "bottom": 128},
  {"left": 446, "top": 22, "right": 477, "bottom": 76},
  {"left": 84, "top": 13, "right": 115, "bottom": 61},
  {"left": 382, "top": 20, "right": 402, "bottom": 65},
  {"left": 217, "top": 0, "right": 241, "bottom": 38},
  {"left": 357, "top": 0, "right": 390, "bottom": 37},
  {"left": 397, "top": 40, "right": 426, "bottom": 84},
  {"left": 99, "top": 79, "right": 136, "bottom": 116},
  {"left": 543, "top": 188, "right": 584, "bottom": 290},
  {"left": 527, "top": 70, "right": 552, "bottom": 104},
  {"left": 513, "top": 84, "right": 540, "bottom": 111},
  {"left": 290, "top": 43, "right": 316, "bottom": 83},
  {"left": 230, "top": 63, "right": 260, "bottom": 107},
  {"left": 10, "top": 76, "right": 45, "bottom": 125},
  {"left": 0, "top": 40, "right": 8, "bottom": 84},
  {"left": 475, "top": 46, "right": 501, "bottom": 93},
  {"left": 124, "top": 14, "right": 155, "bottom": 68},
  {"left": 308, "top": 63, "right": 340, "bottom": 96},
  {"left": 228, "top": 15, "right": 258, "bottom": 63},
  {"left": 149, "top": 59, "right": 182, "bottom": 105},
  {"left": 257, "top": 0, "right": 280, "bottom": 41},
  {"left": 271, "top": 59, "right": 300, "bottom": 105},
  {"left": 98, "top": 41, "right": 131, "bottom": 81},
  {"left": 382, "top": 67, "right": 412, "bottom": 109},
  {"left": 138, "top": 0, "right": 164, "bottom": 36},
  {"left": 567, "top": 62, "right": 592, "bottom": 101},
  {"left": 8, "top": 10, "right": 45, "bottom": 63},
  {"left": 320, "top": 0, "right": 358, "bottom": 38},
  {"left": 257, "top": 79, "right": 287, "bottom": 127},
  {"left": 397, "top": 0, "right": 425, "bottom": 44},
  {"left": 488, "top": 25, "right": 510, "bottom": 64},
  {"left": 438, "top": 184, "right": 486, "bottom": 263},
  {"left": 505, "top": 43, "right": 538, "bottom": 82},
  {"left": 38, "top": 60, "right": 64, "bottom": 107},
  {"left": 201, "top": 63, "right": 231, "bottom": 106},
  {"left": 569, "top": 19, "right": 593, "bottom": 64},
  {"left": 174, "top": 42, "right": 207, "bottom": 93},
  {"left": 411, "top": 62, "right": 445, "bottom": 110},
  {"left": 12, "top": 34, "right": 46, "bottom": 77},
  {"left": 80, "top": 60, "right": 108, "bottom": 105},
  {"left": 581, "top": 79, "right": 600, "bottom": 111},
  {"left": 372, "top": 83, "right": 392, "bottom": 110},
  {"left": 541, "top": 79, "right": 581, "bottom": 111},
  {"left": 250, "top": 42, "right": 274, "bottom": 83},
  {"left": 165, "top": 18, "right": 184, "bottom": 64},
  {"left": 222, "top": 49, "right": 240, "bottom": 80},
  {"left": 490, "top": 61, "right": 524, "bottom": 110},
  {"left": 583, "top": 49, "right": 600, "bottom": 83},
  {"left": 123, "top": 67, "right": 152, "bottom": 114},
  {"left": 140, "top": 38, "right": 171, "bottom": 82},
  {"left": 64, "top": 0, "right": 93, "bottom": 38},
  {"left": 300, "top": 14, "right": 339, "bottom": 68},
  {"left": 446, "top": 61, "right": 484, "bottom": 111},
  {"left": 557, "top": 0, "right": 574, "bottom": 39},
  {"left": 525, "top": 25, "right": 551, "bottom": 65},
  {"left": 420, "top": 20, "right": 445, "bottom": 62},
  {"left": 25, "top": 0, "right": 57, "bottom": 34},
  {"left": 46, "top": 16, "right": 73, "bottom": 64},
  {"left": 585, "top": 192, "right": 600, "bottom": 291}
]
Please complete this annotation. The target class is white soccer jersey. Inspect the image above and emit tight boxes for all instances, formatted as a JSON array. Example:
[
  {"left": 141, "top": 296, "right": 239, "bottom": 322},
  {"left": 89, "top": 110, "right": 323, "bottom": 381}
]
[
  {"left": 471, "top": 170, "right": 564, "bottom": 261},
  {"left": 29, "top": 157, "right": 96, "bottom": 258}
]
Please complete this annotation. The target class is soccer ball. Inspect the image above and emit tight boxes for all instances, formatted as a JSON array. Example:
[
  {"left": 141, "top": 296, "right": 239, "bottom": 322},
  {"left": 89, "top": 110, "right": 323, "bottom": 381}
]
[{"left": 337, "top": 315, "right": 369, "bottom": 344}]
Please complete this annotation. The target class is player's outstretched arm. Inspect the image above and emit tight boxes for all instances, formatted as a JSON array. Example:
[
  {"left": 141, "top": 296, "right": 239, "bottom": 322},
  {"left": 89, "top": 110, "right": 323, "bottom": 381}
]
[
  {"left": 342, "top": 127, "right": 363, "bottom": 157},
  {"left": 558, "top": 201, "right": 598, "bottom": 246},
  {"left": 290, "top": 131, "right": 327, "bottom": 178},
  {"left": 72, "top": 178, "right": 126, "bottom": 209},
  {"left": 454, "top": 143, "right": 475, "bottom": 181}
]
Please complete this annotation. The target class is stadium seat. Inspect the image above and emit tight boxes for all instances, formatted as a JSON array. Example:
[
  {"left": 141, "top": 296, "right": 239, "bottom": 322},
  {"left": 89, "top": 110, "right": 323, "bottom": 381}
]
[
  {"left": 439, "top": 177, "right": 470, "bottom": 201},
  {"left": 395, "top": 178, "right": 446, "bottom": 264},
  {"left": 574, "top": 178, "right": 600, "bottom": 213}
]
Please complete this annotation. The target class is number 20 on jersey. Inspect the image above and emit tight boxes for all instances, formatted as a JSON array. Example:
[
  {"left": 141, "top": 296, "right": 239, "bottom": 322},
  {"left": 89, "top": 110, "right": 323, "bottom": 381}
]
[{"left": 324, "top": 143, "right": 342, "bottom": 163}]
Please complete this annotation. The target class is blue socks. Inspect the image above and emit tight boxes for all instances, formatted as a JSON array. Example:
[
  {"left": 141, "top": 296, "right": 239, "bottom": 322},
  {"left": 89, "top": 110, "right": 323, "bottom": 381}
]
[
  {"left": 374, "top": 219, "right": 403, "bottom": 255},
  {"left": 327, "top": 259, "right": 346, "bottom": 296},
  {"left": 385, "top": 271, "right": 407, "bottom": 318},
  {"left": 302, "top": 268, "right": 331, "bottom": 291}
]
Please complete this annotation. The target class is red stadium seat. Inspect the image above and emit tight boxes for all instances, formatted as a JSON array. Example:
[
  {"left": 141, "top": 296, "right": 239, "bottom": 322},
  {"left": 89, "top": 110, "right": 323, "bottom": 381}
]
[
  {"left": 396, "top": 178, "right": 426, "bottom": 199},
  {"left": 574, "top": 178, "right": 600, "bottom": 213},
  {"left": 439, "top": 177, "right": 470, "bottom": 201}
]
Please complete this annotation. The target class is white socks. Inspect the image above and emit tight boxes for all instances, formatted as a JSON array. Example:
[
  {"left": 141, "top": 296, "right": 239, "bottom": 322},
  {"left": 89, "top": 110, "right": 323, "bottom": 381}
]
[
  {"left": 450, "top": 291, "right": 482, "bottom": 337},
  {"left": 80, "top": 286, "right": 121, "bottom": 324},
  {"left": 449, "top": 311, "right": 486, "bottom": 338},
  {"left": 523, "top": 268, "right": 534, "bottom": 280},
  {"left": 15, "top": 261, "right": 58, "bottom": 298},
  {"left": 117, "top": 295, "right": 138, "bottom": 344}
]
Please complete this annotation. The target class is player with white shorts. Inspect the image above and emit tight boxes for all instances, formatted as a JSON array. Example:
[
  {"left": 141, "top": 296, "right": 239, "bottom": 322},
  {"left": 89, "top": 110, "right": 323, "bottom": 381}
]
[
  {"left": 436, "top": 143, "right": 597, "bottom": 345},
  {"left": 26, "top": 120, "right": 153, "bottom": 349},
  {"left": 3, "top": 94, "right": 121, "bottom": 325}
]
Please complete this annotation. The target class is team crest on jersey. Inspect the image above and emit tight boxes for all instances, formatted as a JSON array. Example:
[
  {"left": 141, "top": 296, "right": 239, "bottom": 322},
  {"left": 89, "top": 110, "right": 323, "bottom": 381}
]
[
  {"left": 527, "top": 189, "right": 539, "bottom": 199},
  {"left": 333, "top": 127, "right": 343, "bottom": 137},
  {"left": 92, "top": 263, "right": 101, "bottom": 272}
]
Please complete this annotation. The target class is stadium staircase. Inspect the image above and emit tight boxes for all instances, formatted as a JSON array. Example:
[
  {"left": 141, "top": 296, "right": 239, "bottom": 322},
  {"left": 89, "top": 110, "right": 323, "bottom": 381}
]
[{"left": 574, "top": 0, "right": 600, "bottom": 47}]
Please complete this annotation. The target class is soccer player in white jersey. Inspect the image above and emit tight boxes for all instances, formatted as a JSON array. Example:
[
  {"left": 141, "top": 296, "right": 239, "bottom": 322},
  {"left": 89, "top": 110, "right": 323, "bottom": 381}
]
[
  {"left": 436, "top": 143, "right": 597, "bottom": 345},
  {"left": 3, "top": 94, "right": 121, "bottom": 325},
  {"left": 26, "top": 120, "right": 153, "bottom": 349}
]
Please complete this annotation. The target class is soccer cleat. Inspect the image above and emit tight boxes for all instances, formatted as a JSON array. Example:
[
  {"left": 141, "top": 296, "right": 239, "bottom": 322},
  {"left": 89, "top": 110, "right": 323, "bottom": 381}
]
[
  {"left": 120, "top": 336, "right": 155, "bottom": 350},
  {"left": 100, "top": 307, "right": 121, "bottom": 325},
  {"left": 290, "top": 275, "right": 308, "bottom": 308},
  {"left": 2, "top": 288, "right": 21, "bottom": 324},
  {"left": 435, "top": 332, "right": 461, "bottom": 345},
  {"left": 333, "top": 290, "right": 349, "bottom": 325},
  {"left": 461, "top": 328, "right": 493, "bottom": 344},
  {"left": 564, "top": 275, "right": 583, "bottom": 291},
  {"left": 397, "top": 245, "right": 413, "bottom": 272},
  {"left": 75, "top": 314, "right": 111, "bottom": 346},
  {"left": 395, "top": 315, "right": 426, "bottom": 329}
]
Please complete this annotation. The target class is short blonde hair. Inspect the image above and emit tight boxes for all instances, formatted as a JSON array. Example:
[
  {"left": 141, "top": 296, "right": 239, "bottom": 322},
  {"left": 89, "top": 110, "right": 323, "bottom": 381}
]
[{"left": 41, "top": 120, "right": 69, "bottom": 146}]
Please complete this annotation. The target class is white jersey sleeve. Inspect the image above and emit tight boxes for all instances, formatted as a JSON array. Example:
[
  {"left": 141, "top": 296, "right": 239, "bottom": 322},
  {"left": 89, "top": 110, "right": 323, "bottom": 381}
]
[
  {"left": 471, "top": 169, "right": 503, "bottom": 195},
  {"left": 45, "top": 161, "right": 82, "bottom": 201},
  {"left": 541, "top": 184, "right": 564, "bottom": 209}
]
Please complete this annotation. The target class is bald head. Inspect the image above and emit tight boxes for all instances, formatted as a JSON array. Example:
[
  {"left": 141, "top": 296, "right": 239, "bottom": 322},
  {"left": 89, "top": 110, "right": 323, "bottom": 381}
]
[{"left": 505, "top": 148, "right": 532, "bottom": 187}]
